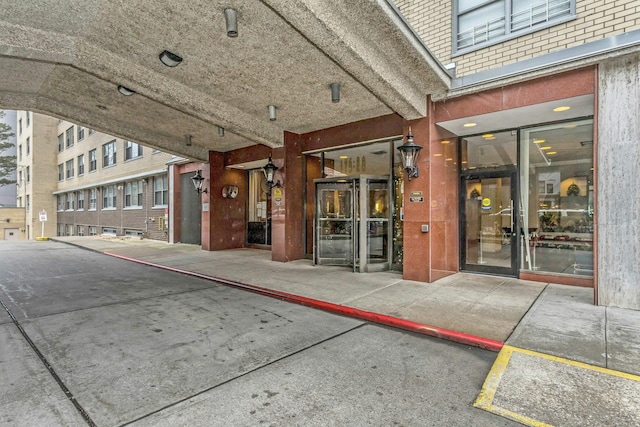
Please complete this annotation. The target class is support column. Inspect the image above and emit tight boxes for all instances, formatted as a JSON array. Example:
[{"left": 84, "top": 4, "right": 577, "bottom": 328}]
[{"left": 597, "top": 52, "right": 640, "bottom": 309}]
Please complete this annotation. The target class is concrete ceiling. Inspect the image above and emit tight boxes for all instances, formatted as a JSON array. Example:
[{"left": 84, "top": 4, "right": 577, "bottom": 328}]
[{"left": 0, "top": 0, "right": 450, "bottom": 161}]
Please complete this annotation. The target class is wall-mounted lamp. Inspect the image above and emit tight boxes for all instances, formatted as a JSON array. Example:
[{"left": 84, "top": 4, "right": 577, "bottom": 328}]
[
  {"left": 262, "top": 157, "right": 279, "bottom": 192},
  {"left": 185, "top": 134, "right": 192, "bottom": 146},
  {"left": 397, "top": 126, "right": 422, "bottom": 181},
  {"left": 159, "top": 50, "right": 183, "bottom": 67},
  {"left": 268, "top": 105, "right": 277, "bottom": 121},
  {"left": 217, "top": 126, "right": 225, "bottom": 137},
  {"left": 191, "top": 170, "right": 208, "bottom": 194},
  {"left": 224, "top": 8, "right": 238, "bottom": 37},
  {"left": 117, "top": 85, "right": 135, "bottom": 96},
  {"left": 330, "top": 82, "right": 340, "bottom": 103}
]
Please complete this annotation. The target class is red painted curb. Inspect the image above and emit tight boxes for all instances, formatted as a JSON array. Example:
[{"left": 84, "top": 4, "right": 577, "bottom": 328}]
[{"left": 104, "top": 251, "right": 504, "bottom": 352}]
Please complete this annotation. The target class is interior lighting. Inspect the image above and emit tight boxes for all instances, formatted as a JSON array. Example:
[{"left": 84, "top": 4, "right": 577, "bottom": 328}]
[
  {"left": 547, "top": 151, "right": 557, "bottom": 155},
  {"left": 159, "top": 50, "right": 183, "bottom": 67},
  {"left": 553, "top": 106, "right": 571, "bottom": 112},
  {"left": 224, "top": 8, "right": 238, "bottom": 37},
  {"left": 463, "top": 122, "right": 477, "bottom": 127}
]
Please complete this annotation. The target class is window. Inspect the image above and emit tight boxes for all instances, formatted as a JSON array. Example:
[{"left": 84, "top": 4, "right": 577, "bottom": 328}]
[
  {"left": 102, "top": 227, "right": 117, "bottom": 236},
  {"left": 26, "top": 137, "right": 30, "bottom": 155},
  {"left": 58, "top": 164, "right": 63, "bottom": 181},
  {"left": 57, "top": 195, "right": 65, "bottom": 211},
  {"left": 65, "top": 192, "right": 74, "bottom": 210},
  {"left": 455, "top": 0, "right": 573, "bottom": 52},
  {"left": 18, "top": 170, "right": 23, "bottom": 186},
  {"left": 125, "top": 230, "right": 144, "bottom": 237},
  {"left": 89, "top": 149, "right": 97, "bottom": 172},
  {"left": 77, "top": 191, "right": 85, "bottom": 210},
  {"left": 89, "top": 188, "right": 97, "bottom": 210},
  {"left": 26, "top": 112, "right": 30, "bottom": 127},
  {"left": 77, "top": 225, "right": 85, "bottom": 236},
  {"left": 66, "top": 159, "right": 74, "bottom": 179},
  {"left": 26, "top": 166, "right": 30, "bottom": 183},
  {"left": 103, "top": 185, "right": 116, "bottom": 209},
  {"left": 125, "top": 141, "right": 143, "bottom": 160},
  {"left": 18, "top": 118, "right": 22, "bottom": 135},
  {"left": 57, "top": 224, "right": 64, "bottom": 237},
  {"left": 18, "top": 144, "right": 22, "bottom": 161},
  {"left": 58, "top": 133, "right": 64, "bottom": 152},
  {"left": 89, "top": 226, "right": 97, "bottom": 236},
  {"left": 77, "top": 126, "right": 85, "bottom": 141},
  {"left": 26, "top": 195, "right": 30, "bottom": 211},
  {"left": 88, "top": 128, "right": 95, "bottom": 135},
  {"left": 65, "top": 126, "right": 74, "bottom": 147},
  {"left": 103, "top": 140, "right": 117, "bottom": 167},
  {"left": 77, "top": 154, "right": 85, "bottom": 175},
  {"left": 154, "top": 175, "right": 168, "bottom": 206},
  {"left": 125, "top": 180, "right": 143, "bottom": 207},
  {"left": 65, "top": 224, "right": 73, "bottom": 236}
]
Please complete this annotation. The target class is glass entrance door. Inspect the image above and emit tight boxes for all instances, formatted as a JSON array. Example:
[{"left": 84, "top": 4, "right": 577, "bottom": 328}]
[{"left": 461, "top": 172, "right": 517, "bottom": 276}]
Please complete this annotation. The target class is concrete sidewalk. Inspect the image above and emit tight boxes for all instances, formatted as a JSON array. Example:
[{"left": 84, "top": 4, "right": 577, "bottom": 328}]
[{"left": 48, "top": 236, "right": 640, "bottom": 425}]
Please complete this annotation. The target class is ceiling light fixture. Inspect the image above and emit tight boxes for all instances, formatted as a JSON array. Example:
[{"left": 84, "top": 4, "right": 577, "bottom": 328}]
[
  {"left": 481, "top": 134, "right": 493, "bottom": 139},
  {"left": 268, "top": 105, "right": 277, "bottom": 121},
  {"left": 553, "top": 106, "right": 571, "bottom": 112},
  {"left": 159, "top": 50, "right": 183, "bottom": 67},
  {"left": 533, "top": 139, "right": 545, "bottom": 144},
  {"left": 217, "top": 126, "right": 225, "bottom": 137},
  {"left": 540, "top": 146, "right": 552, "bottom": 150},
  {"left": 463, "top": 122, "right": 477, "bottom": 127},
  {"left": 330, "top": 82, "right": 340, "bottom": 103},
  {"left": 547, "top": 151, "right": 557, "bottom": 155},
  {"left": 117, "top": 85, "right": 135, "bottom": 96},
  {"left": 224, "top": 8, "right": 238, "bottom": 37},
  {"left": 185, "top": 134, "right": 192, "bottom": 146},
  {"left": 441, "top": 139, "right": 451, "bottom": 144}
]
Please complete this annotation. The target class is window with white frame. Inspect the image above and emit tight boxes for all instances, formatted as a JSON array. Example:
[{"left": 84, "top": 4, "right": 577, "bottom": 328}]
[
  {"left": 26, "top": 166, "right": 30, "bottom": 183},
  {"left": 89, "top": 149, "right": 97, "bottom": 172},
  {"left": 65, "top": 224, "right": 73, "bottom": 236},
  {"left": 18, "top": 170, "right": 22, "bottom": 186},
  {"left": 18, "top": 145, "right": 22, "bottom": 161},
  {"left": 26, "top": 137, "right": 30, "bottom": 155},
  {"left": 26, "top": 111, "right": 30, "bottom": 127},
  {"left": 77, "top": 154, "right": 85, "bottom": 176},
  {"left": 103, "top": 185, "right": 116, "bottom": 209},
  {"left": 77, "top": 225, "right": 85, "bottom": 236},
  {"left": 125, "top": 141, "right": 143, "bottom": 160},
  {"left": 89, "top": 226, "right": 97, "bottom": 236},
  {"left": 66, "top": 159, "right": 74, "bottom": 179},
  {"left": 102, "top": 227, "right": 117, "bottom": 236},
  {"left": 103, "top": 140, "right": 117, "bottom": 167},
  {"left": 26, "top": 195, "right": 30, "bottom": 211},
  {"left": 58, "top": 164, "right": 64, "bottom": 181},
  {"left": 65, "top": 192, "right": 74, "bottom": 210},
  {"left": 57, "top": 194, "right": 65, "bottom": 211},
  {"left": 154, "top": 175, "right": 168, "bottom": 206},
  {"left": 125, "top": 180, "right": 143, "bottom": 207},
  {"left": 57, "top": 223, "right": 64, "bottom": 236},
  {"left": 77, "top": 191, "right": 85, "bottom": 210},
  {"left": 65, "top": 126, "right": 74, "bottom": 148},
  {"left": 58, "top": 133, "right": 64, "bottom": 152},
  {"left": 18, "top": 118, "right": 22, "bottom": 134},
  {"left": 77, "top": 126, "right": 85, "bottom": 141},
  {"left": 455, "top": 0, "right": 573, "bottom": 52},
  {"left": 89, "top": 188, "right": 97, "bottom": 210}
]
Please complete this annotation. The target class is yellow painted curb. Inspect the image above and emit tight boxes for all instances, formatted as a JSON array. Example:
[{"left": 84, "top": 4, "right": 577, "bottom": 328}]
[{"left": 35, "top": 237, "right": 49, "bottom": 241}]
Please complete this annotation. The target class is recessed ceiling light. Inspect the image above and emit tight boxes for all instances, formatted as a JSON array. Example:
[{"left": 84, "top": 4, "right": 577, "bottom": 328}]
[
  {"left": 159, "top": 50, "right": 183, "bottom": 67},
  {"left": 461, "top": 160, "right": 468, "bottom": 164},
  {"left": 547, "top": 151, "right": 557, "bottom": 155},
  {"left": 339, "top": 155, "right": 348, "bottom": 159},
  {"left": 237, "top": 165, "right": 245, "bottom": 168},
  {"left": 117, "top": 85, "right": 135, "bottom": 96},
  {"left": 463, "top": 122, "right": 477, "bottom": 127},
  {"left": 433, "top": 153, "right": 442, "bottom": 157},
  {"left": 482, "top": 134, "right": 494, "bottom": 139},
  {"left": 533, "top": 139, "right": 545, "bottom": 144},
  {"left": 553, "top": 106, "right": 571, "bottom": 112},
  {"left": 445, "top": 158, "right": 453, "bottom": 161},
  {"left": 540, "top": 146, "right": 552, "bottom": 150},
  {"left": 441, "top": 140, "right": 451, "bottom": 144}
]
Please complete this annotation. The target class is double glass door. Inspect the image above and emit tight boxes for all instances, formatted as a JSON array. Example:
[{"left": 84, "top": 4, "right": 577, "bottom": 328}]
[
  {"left": 461, "top": 172, "right": 517, "bottom": 276},
  {"left": 314, "top": 176, "right": 390, "bottom": 272}
]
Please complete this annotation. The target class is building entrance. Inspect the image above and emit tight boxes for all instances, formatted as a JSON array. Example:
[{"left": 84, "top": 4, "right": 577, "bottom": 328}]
[
  {"left": 314, "top": 176, "right": 390, "bottom": 272},
  {"left": 461, "top": 172, "right": 517, "bottom": 276}
]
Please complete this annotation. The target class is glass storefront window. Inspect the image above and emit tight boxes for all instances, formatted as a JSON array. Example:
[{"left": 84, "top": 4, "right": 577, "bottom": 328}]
[
  {"left": 461, "top": 131, "right": 517, "bottom": 171},
  {"left": 247, "top": 169, "right": 270, "bottom": 245},
  {"left": 520, "top": 119, "right": 594, "bottom": 276}
]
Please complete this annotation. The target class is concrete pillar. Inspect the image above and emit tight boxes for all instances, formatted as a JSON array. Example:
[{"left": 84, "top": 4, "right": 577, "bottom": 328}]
[{"left": 597, "top": 52, "right": 640, "bottom": 309}]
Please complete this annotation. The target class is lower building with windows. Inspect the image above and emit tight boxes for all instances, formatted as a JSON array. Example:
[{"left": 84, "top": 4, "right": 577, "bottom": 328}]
[{"left": 16, "top": 112, "right": 174, "bottom": 240}]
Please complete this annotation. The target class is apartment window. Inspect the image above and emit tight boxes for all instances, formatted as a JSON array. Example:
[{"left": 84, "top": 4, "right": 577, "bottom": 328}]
[
  {"left": 77, "top": 191, "right": 85, "bottom": 210},
  {"left": 125, "top": 141, "right": 143, "bottom": 160},
  {"left": 26, "top": 166, "right": 30, "bottom": 183},
  {"left": 103, "top": 185, "right": 116, "bottom": 209},
  {"left": 26, "top": 112, "right": 30, "bottom": 126},
  {"left": 18, "top": 118, "right": 22, "bottom": 135},
  {"left": 103, "top": 140, "right": 117, "bottom": 167},
  {"left": 58, "top": 133, "right": 64, "bottom": 152},
  {"left": 102, "top": 227, "right": 117, "bottom": 236},
  {"left": 26, "top": 195, "right": 30, "bottom": 211},
  {"left": 89, "top": 226, "right": 97, "bottom": 236},
  {"left": 125, "top": 180, "right": 143, "bottom": 207},
  {"left": 455, "top": 0, "right": 573, "bottom": 52},
  {"left": 18, "top": 145, "right": 22, "bottom": 161},
  {"left": 57, "top": 195, "right": 65, "bottom": 211},
  {"left": 66, "top": 192, "right": 74, "bottom": 210},
  {"left": 77, "top": 154, "right": 85, "bottom": 176},
  {"left": 66, "top": 159, "right": 74, "bottom": 179},
  {"left": 18, "top": 170, "right": 23, "bottom": 187},
  {"left": 65, "top": 224, "right": 73, "bottom": 236},
  {"left": 57, "top": 164, "right": 63, "bottom": 181},
  {"left": 89, "top": 149, "right": 97, "bottom": 172},
  {"left": 65, "top": 126, "right": 74, "bottom": 148},
  {"left": 77, "top": 126, "right": 85, "bottom": 141},
  {"left": 125, "top": 230, "right": 143, "bottom": 237},
  {"left": 154, "top": 175, "right": 168, "bottom": 206},
  {"left": 77, "top": 225, "right": 85, "bottom": 236},
  {"left": 89, "top": 188, "right": 97, "bottom": 210},
  {"left": 88, "top": 128, "right": 95, "bottom": 135},
  {"left": 26, "top": 137, "right": 30, "bottom": 155}
]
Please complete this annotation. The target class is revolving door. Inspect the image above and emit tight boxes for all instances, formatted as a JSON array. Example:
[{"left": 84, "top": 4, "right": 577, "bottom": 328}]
[{"left": 314, "top": 176, "right": 390, "bottom": 272}]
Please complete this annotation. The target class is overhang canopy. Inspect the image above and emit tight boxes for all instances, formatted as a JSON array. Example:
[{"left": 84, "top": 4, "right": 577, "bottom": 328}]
[{"left": 0, "top": 0, "right": 450, "bottom": 161}]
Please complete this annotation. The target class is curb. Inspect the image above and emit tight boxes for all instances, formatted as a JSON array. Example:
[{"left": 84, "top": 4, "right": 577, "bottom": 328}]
[{"left": 104, "top": 251, "right": 504, "bottom": 352}]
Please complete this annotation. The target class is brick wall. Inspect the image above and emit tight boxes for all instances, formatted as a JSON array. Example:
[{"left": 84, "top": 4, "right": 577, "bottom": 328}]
[{"left": 395, "top": 0, "right": 640, "bottom": 77}]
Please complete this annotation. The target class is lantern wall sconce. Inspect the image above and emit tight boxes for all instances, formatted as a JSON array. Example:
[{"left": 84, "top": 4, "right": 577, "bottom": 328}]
[
  {"left": 191, "top": 170, "right": 208, "bottom": 194},
  {"left": 397, "top": 126, "right": 422, "bottom": 180},
  {"left": 262, "top": 156, "right": 280, "bottom": 192}
]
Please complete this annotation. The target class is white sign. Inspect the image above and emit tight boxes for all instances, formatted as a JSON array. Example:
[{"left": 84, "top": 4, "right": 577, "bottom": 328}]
[{"left": 39, "top": 210, "right": 47, "bottom": 222}]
